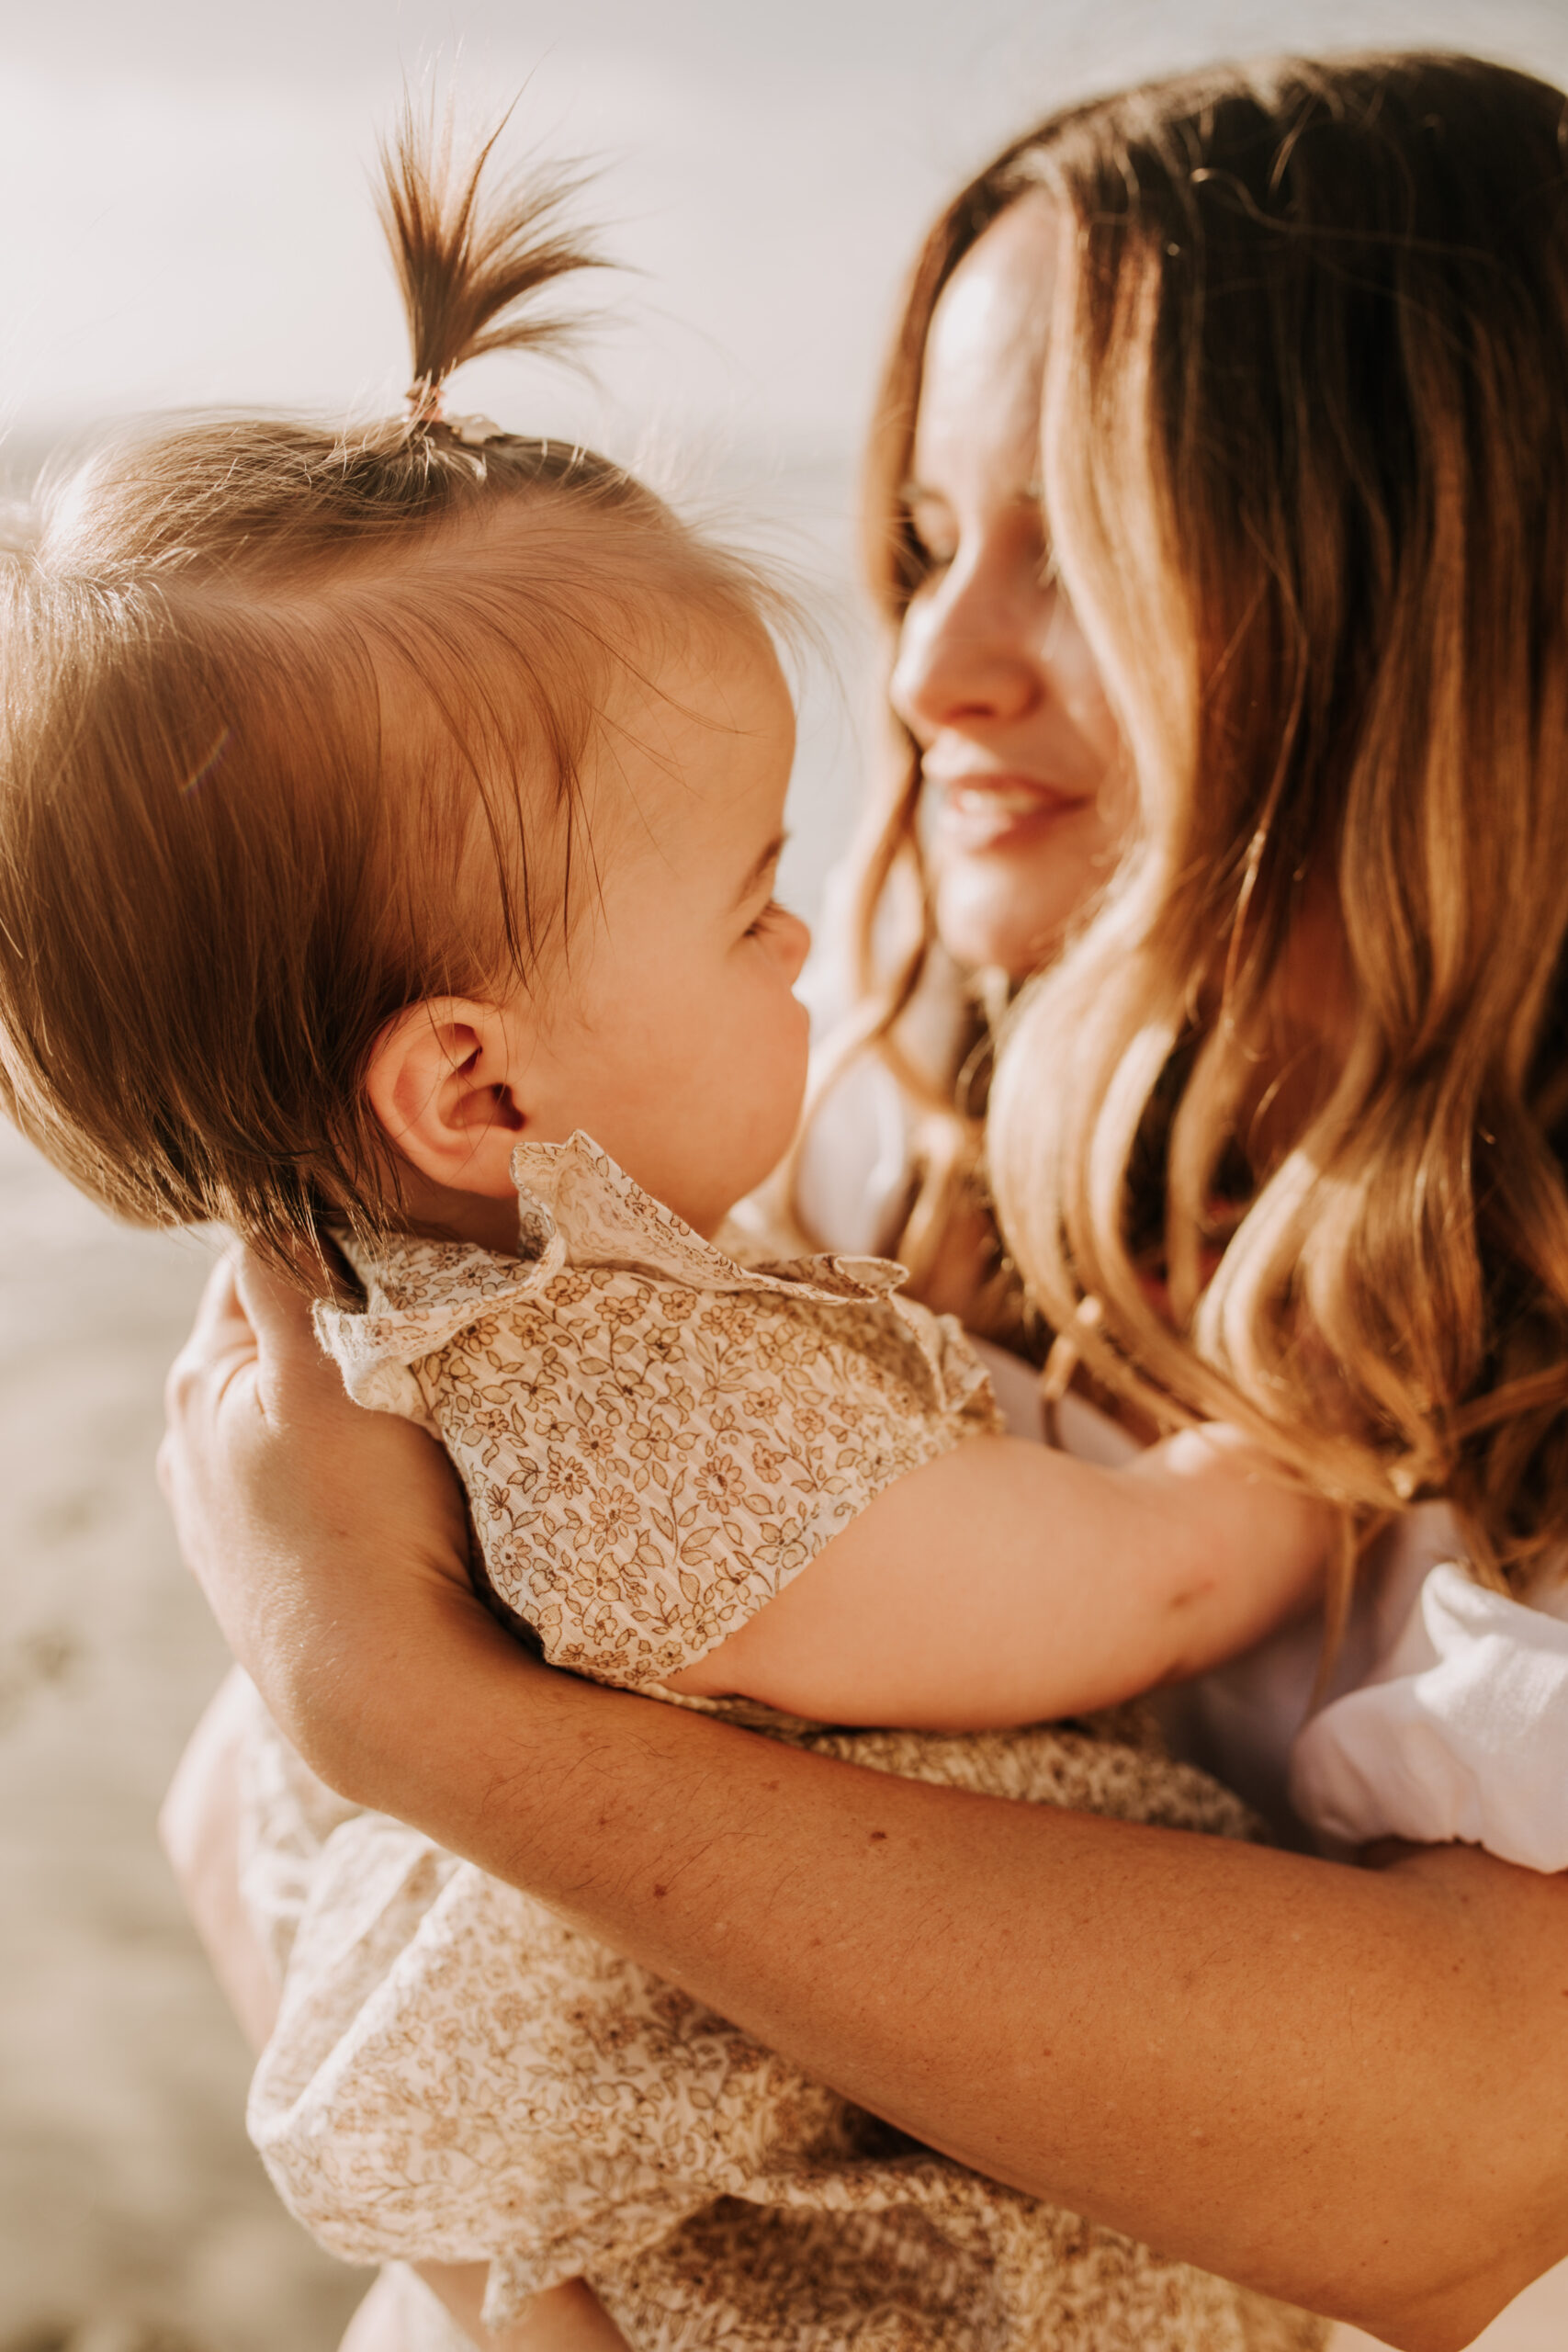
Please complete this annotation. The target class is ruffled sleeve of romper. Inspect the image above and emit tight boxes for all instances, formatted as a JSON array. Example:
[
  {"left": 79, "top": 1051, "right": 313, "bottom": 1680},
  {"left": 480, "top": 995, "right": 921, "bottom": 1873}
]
[
  {"left": 1289, "top": 1558, "right": 1568, "bottom": 1871},
  {"left": 313, "top": 1130, "right": 1002, "bottom": 1691}
]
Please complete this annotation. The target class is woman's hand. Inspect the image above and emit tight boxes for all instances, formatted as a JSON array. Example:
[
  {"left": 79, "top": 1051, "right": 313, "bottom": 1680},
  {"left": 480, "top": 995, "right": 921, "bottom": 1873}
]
[{"left": 158, "top": 1248, "right": 499, "bottom": 1800}]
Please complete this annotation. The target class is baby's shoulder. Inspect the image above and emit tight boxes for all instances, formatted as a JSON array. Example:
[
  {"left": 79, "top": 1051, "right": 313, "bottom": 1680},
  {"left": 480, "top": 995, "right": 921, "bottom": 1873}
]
[
  {"left": 310, "top": 1137, "right": 1007, "bottom": 1692},
  {"left": 315, "top": 1131, "right": 1001, "bottom": 1436}
]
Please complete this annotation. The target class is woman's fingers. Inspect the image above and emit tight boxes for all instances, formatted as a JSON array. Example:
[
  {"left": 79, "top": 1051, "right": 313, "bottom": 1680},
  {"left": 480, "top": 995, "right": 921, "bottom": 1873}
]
[
  {"left": 165, "top": 1248, "right": 253, "bottom": 1402},
  {"left": 231, "top": 1243, "right": 348, "bottom": 1420},
  {"left": 158, "top": 1238, "right": 487, "bottom": 1786},
  {"left": 158, "top": 1251, "right": 254, "bottom": 1507}
]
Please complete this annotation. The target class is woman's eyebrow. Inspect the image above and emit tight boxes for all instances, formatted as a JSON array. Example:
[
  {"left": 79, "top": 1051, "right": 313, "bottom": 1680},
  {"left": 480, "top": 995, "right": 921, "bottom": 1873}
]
[{"left": 732, "top": 831, "right": 787, "bottom": 910}]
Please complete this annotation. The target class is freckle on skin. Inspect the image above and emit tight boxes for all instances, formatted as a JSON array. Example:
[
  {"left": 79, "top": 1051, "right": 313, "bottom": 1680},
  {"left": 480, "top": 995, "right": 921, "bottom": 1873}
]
[
  {"left": 652, "top": 1883, "right": 668, "bottom": 1898},
  {"left": 869, "top": 1830, "right": 887, "bottom": 1842}
]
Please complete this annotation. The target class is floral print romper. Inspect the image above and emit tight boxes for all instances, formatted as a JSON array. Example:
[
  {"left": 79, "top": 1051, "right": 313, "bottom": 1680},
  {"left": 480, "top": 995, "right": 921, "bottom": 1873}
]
[{"left": 240, "top": 1134, "right": 1326, "bottom": 2352}]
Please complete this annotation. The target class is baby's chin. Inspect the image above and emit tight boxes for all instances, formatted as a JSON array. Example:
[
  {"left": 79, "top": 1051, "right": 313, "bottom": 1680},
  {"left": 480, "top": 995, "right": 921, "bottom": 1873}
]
[{"left": 689, "top": 1106, "right": 810, "bottom": 1238}]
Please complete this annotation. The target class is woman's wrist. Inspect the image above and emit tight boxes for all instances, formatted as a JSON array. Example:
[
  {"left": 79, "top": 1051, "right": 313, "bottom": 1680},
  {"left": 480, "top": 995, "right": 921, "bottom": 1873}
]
[{"left": 307, "top": 1567, "right": 567, "bottom": 1818}]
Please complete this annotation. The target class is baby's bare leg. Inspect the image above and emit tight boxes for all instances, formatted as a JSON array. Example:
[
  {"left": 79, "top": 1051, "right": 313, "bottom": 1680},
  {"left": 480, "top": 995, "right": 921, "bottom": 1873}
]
[
  {"left": 342, "top": 2264, "right": 631, "bottom": 2352},
  {"left": 339, "top": 2270, "right": 411, "bottom": 2352},
  {"left": 490, "top": 2282, "right": 633, "bottom": 2351}
]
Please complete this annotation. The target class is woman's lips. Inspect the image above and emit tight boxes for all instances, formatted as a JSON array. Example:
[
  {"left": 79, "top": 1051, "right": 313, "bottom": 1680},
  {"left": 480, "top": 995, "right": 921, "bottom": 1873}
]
[{"left": 932, "top": 773, "right": 1092, "bottom": 850}]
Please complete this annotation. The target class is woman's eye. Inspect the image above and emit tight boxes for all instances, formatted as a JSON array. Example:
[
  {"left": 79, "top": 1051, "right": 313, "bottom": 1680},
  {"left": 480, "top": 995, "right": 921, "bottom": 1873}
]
[
  {"left": 906, "top": 522, "right": 955, "bottom": 574},
  {"left": 902, "top": 494, "right": 957, "bottom": 575}
]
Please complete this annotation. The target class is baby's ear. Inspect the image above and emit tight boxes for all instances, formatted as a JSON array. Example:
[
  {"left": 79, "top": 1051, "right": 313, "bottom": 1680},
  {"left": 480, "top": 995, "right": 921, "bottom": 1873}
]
[{"left": 365, "top": 998, "right": 527, "bottom": 1199}]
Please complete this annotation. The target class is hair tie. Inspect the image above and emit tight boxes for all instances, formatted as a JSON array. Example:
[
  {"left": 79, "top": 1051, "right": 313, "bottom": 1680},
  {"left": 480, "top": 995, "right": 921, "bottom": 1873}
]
[
  {"left": 404, "top": 379, "right": 507, "bottom": 448},
  {"left": 404, "top": 374, "right": 444, "bottom": 428}
]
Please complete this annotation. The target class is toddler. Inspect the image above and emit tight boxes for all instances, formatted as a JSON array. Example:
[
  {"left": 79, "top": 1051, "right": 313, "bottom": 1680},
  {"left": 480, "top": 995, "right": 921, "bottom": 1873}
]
[{"left": 0, "top": 115, "right": 1330, "bottom": 2352}]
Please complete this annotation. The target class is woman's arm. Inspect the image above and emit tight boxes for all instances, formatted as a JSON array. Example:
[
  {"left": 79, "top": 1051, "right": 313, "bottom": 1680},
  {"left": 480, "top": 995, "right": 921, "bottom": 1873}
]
[{"left": 161, "top": 1253, "right": 1568, "bottom": 2352}]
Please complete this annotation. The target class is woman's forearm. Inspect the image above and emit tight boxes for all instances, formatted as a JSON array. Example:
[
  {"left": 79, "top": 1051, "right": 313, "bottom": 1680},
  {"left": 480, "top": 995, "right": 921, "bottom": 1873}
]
[{"left": 313, "top": 1575, "right": 1568, "bottom": 2352}]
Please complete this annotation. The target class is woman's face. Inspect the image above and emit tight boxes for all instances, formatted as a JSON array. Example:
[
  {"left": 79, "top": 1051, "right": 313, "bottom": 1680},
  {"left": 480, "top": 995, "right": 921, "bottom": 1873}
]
[{"left": 890, "top": 196, "right": 1133, "bottom": 979}]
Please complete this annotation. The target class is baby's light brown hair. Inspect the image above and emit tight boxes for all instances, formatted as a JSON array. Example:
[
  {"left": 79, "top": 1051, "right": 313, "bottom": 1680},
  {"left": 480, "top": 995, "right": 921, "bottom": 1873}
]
[{"left": 0, "top": 104, "right": 768, "bottom": 1269}]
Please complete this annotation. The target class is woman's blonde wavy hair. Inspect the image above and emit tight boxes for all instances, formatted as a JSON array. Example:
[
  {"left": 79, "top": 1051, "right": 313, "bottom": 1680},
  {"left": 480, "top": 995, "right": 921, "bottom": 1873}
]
[{"left": 852, "top": 51, "right": 1568, "bottom": 1593}]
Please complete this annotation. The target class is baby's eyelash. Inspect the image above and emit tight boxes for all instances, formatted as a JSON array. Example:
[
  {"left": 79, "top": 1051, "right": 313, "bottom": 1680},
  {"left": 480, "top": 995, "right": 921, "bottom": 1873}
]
[{"left": 745, "top": 899, "right": 784, "bottom": 938}]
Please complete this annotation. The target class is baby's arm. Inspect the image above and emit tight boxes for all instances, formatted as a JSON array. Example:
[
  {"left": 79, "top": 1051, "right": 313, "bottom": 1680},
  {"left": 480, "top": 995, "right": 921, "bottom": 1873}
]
[{"left": 667, "top": 1429, "right": 1330, "bottom": 1730}]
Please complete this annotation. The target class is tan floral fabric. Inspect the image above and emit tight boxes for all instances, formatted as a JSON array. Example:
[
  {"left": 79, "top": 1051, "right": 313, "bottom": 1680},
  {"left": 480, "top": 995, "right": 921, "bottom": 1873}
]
[
  {"left": 314, "top": 1133, "right": 999, "bottom": 1690},
  {"left": 240, "top": 1138, "right": 1328, "bottom": 2349},
  {"left": 243, "top": 1700, "right": 1323, "bottom": 2351}
]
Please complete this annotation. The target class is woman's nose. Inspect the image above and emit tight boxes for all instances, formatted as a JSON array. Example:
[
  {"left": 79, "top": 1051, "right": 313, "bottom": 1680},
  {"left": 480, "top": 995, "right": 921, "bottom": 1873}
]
[{"left": 889, "top": 560, "right": 1044, "bottom": 741}]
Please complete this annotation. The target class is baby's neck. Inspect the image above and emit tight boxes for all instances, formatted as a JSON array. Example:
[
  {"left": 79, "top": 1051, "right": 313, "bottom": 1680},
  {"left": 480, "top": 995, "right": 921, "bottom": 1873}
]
[
  {"left": 391, "top": 1159, "right": 525, "bottom": 1258},
  {"left": 389, "top": 1141, "right": 739, "bottom": 1258}
]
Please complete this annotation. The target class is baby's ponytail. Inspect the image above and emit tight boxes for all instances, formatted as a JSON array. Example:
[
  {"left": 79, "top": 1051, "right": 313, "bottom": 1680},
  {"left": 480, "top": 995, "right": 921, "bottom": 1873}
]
[{"left": 378, "top": 96, "right": 606, "bottom": 432}]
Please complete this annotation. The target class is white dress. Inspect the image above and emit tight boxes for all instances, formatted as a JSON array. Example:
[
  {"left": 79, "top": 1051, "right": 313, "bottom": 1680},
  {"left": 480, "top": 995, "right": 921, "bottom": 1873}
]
[{"left": 237, "top": 1133, "right": 1326, "bottom": 2352}]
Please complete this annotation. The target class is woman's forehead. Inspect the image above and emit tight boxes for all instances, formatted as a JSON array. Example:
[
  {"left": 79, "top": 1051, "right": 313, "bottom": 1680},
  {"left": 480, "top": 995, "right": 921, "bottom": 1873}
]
[
  {"left": 930, "top": 197, "right": 1055, "bottom": 371},
  {"left": 917, "top": 197, "right": 1057, "bottom": 472}
]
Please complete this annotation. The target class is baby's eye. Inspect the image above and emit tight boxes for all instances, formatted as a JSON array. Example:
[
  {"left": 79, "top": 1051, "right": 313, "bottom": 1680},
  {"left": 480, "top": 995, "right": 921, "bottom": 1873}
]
[{"left": 745, "top": 899, "right": 785, "bottom": 940}]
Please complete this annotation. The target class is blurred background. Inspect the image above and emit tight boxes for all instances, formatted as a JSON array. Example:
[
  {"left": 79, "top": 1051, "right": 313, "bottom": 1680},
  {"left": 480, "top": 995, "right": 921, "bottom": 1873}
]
[{"left": 5, "top": 4, "right": 1568, "bottom": 2348}]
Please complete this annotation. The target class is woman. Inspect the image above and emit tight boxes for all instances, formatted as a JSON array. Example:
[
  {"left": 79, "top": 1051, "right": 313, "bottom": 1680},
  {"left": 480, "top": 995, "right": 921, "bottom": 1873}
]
[{"left": 160, "top": 53, "right": 1568, "bottom": 2350}]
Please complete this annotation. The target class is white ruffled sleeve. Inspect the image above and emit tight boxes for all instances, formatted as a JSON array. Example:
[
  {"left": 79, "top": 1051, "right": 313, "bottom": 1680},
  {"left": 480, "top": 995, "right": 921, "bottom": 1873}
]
[{"left": 1289, "top": 1562, "right": 1568, "bottom": 1871}]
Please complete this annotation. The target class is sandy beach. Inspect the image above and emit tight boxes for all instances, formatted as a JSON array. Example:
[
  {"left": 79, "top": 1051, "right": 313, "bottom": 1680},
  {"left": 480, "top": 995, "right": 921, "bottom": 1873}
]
[{"left": 0, "top": 1118, "right": 364, "bottom": 2352}]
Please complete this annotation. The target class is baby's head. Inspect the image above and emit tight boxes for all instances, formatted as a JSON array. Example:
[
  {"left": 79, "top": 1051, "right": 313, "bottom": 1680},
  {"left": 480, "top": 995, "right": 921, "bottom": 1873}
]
[{"left": 0, "top": 110, "right": 809, "bottom": 1265}]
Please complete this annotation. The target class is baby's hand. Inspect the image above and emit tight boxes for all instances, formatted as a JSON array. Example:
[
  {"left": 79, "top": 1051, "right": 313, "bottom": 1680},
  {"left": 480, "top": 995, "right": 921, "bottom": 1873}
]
[{"left": 1128, "top": 1420, "right": 1333, "bottom": 1643}]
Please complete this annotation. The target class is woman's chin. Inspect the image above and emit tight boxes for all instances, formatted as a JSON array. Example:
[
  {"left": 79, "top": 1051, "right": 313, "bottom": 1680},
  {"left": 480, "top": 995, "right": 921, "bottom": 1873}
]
[{"left": 934, "top": 865, "right": 1076, "bottom": 982}]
